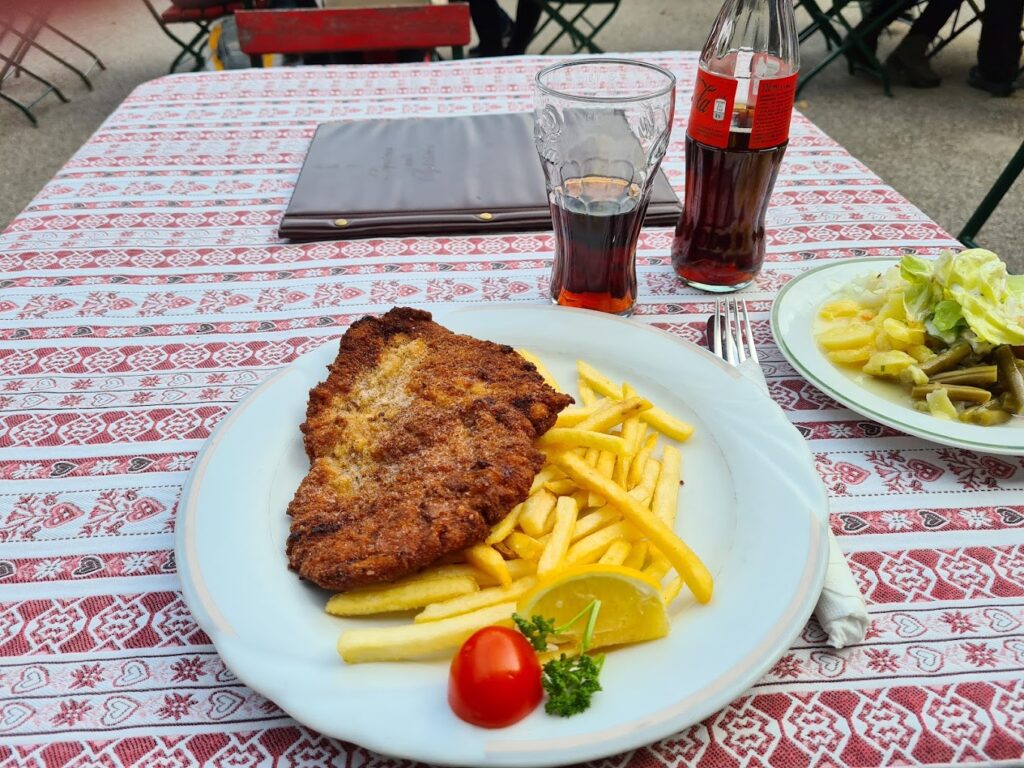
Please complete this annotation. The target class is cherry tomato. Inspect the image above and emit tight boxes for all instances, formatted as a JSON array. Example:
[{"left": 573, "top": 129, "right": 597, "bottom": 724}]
[{"left": 448, "top": 626, "right": 543, "bottom": 728}]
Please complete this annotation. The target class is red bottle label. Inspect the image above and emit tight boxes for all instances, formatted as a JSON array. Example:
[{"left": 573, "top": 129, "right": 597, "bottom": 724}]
[
  {"left": 687, "top": 70, "right": 798, "bottom": 150},
  {"left": 749, "top": 73, "right": 798, "bottom": 149},
  {"left": 686, "top": 69, "right": 738, "bottom": 149}
]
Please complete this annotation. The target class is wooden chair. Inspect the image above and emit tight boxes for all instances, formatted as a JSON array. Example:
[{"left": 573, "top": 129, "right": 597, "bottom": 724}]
[{"left": 234, "top": 4, "right": 471, "bottom": 66}]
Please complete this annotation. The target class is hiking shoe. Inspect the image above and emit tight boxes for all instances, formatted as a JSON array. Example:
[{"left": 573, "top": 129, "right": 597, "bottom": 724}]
[
  {"left": 968, "top": 67, "right": 1016, "bottom": 97},
  {"left": 885, "top": 33, "right": 941, "bottom": 88}
]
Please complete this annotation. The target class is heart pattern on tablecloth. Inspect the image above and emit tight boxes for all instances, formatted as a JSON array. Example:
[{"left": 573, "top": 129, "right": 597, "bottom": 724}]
[
  {"left": 207, "top": 690, "right": 244, "bottom": 720},
  {"left": 102, "top": 696, "right": 140, "bottom": 727},
  {"left": 891, "top": 613, "right": 927, "bottom": 638},
  {"left": 811, "top": 651, "right": 846, "bottom": 677},
  {"left": 114, "top": 660, "right": 150, "bottom": 687},
  {"left": 985, "top": 608, "right": 1021, "bottom": 632},
  {"left": 12, "top": 666, "right": 48, "bottom": 693},
  {"left": 908, "top": 645, "right": 943, "bottom": 672},
  {"left": 0, "top": 703, "right": 34, "bottom": 732}
]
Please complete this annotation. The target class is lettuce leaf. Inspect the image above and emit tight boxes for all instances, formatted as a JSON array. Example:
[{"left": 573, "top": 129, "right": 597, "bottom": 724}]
[
  {"left": 900, "top": 254, "right": 937, "bottom": 321},
  {"left": 898, "top": 249, "right": 1024, "bottom": 345},
  {"left": 931, "top": 300, "right": 964, "bottom": 332}
]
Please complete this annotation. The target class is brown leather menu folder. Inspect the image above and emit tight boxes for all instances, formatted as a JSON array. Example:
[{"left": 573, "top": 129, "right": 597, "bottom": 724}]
[{"left": 279, "top": 112, "right": 682, "bottom": 240}]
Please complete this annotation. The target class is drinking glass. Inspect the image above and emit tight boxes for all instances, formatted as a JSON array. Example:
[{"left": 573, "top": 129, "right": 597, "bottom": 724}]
[{"left": 534, "top": 59, "right": 676, "bottom": 316}]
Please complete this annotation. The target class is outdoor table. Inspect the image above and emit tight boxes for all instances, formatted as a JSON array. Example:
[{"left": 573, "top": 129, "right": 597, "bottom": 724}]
[{"left": 1, "top": 52, "right": 1022, "bottom": 767}]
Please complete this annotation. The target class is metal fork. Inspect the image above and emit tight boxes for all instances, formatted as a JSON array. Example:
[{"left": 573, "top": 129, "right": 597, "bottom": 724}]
[{"left": 709, "top": 296, "right": 758, "bottom": 368}]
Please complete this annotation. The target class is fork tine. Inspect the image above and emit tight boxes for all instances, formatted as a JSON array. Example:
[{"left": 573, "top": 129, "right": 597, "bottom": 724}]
[
  {"left": 712, "top": 298, "right": 722, "bottom": 358},
  {"left": 732, "top": 297, "right": 746, "bottom": 363},
  {"left": 741, "top": 300, "right": 758, "bottom": 363},
  {"left": 723, "top": 296, "right": 736, "bottom": 365}
]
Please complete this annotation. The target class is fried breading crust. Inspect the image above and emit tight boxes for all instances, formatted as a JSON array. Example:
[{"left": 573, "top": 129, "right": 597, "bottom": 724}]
[{"left": 287, "top": 307, "right": 573, "bottom": 592}]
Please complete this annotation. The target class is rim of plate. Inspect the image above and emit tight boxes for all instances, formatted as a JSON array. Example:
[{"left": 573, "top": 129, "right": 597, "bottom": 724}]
[
  {"left": 771, "top": 258, "right": 1024, "bottom": 454},
  {"left": 176, "top": 304, "right": 830, "bottom": 767}
]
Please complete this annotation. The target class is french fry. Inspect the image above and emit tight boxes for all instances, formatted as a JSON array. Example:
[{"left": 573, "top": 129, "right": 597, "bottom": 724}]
[
  {"left": 486, "top": 502, "right": 524, "bottom": 545},
  {"left": 338, "top": 602, "right": 516, "bottom": 663},
  {"left": 495, "top": 558, "right": 536, "bottom": 584},
  {"left": 326, "top": 576, "right": 478, "bottom": 617},
  {"left": 578, "top": 382, "right": 599, "bottom": 406},
  {"left": 614, "top": 385, "right": 641, "bottom": 486},
  {"left": 590, "top": 449, "right": 616, "bottom": 507},
  {"left": 555, "top": 403, "right": 604, "bottom": 428},
  {"left": 598, "top": 539, "right": 632, "bottom": 566},
  {"left": 465, "top": 544, "right": 511, "bottom": 588},
  {"left": 584, "top": 447, "right": 600, "bottom": 467},
  {"left": 576, "top": 361, "right": 694, "bottom": 442},
  {"left": 551, "top": 451, "right": 714, "bottom": 603},
  {"left": 504, "top": 531, "right": 544, "bottom": 561},
  {"left": 577, "top": 361, "right": 623, "bottom": 400},
  {"left": 631, "top": 459, "right": 661, "bottom": 505},
  {"left": 544, "top": 479, "right": 577, "bottom": 496},
  {"left": 572, "top": 490, "right": 590, "bottom": 510},
  {"left": 596, "top": 450, "right": 617, "bottom": 478},
  {"left": 537, "top": 496, "right": 578, "bottom": 575},
  {"left": 642, "top": 408, "right": 694, "bottom": 442},
  {"left": 518, "top": 488, "right": 557, "bottom": 536},
  {"left": 570, "top": 506, "right": 620, "bottom": 542},
  {"left": 566, "top": 521, "right": 631, "bottom": 565},
  {"left": 575, "top": 396, "right": 652, "bottom": 433},
  {"left": 662, "top": 575, "right": 683, "bottom": 604},
  {"left": 415, "top": 577, "right": 537, "bottom": 623},
  {"left": 538, "top": 428, "right": 629, "bottom": 456},
  {"left": 344, "top": 563, "right": 479, "bottom": 591},
  {"left": 644, "top": 553, "right": 672, "bottom": 582},
  {"left": 515, "top": 348, "right": 561, "bottom": 392},
  {"left": 628, "top": 433, "right": 659, "bottom": 489},
  {"left": 652, "top": 445, "right": 681, "bottom": 526},
  {"left": 529, "top": 466, "right": 564, "bottom": 495},
  {"left": 623, "top": 541, "right": 649, "bottom": 571}
]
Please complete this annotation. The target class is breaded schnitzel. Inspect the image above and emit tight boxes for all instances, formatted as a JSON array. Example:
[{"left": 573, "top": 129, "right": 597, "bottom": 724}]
[{"left": 287, "top": 307, "right": 573, "bottom": 592}]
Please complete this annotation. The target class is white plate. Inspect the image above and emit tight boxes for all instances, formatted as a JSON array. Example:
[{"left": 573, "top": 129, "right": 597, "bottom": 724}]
[
  {"left": 177, "top": 304, "right": 829, "bottom": 767},
  {"left": 772, "top": 258, "right": 1024, "bottom": 455}
]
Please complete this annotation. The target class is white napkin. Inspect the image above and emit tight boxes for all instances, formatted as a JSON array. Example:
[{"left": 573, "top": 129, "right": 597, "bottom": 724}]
[{"left": 737, "top": 358, "right": 869, "bottom": 649}]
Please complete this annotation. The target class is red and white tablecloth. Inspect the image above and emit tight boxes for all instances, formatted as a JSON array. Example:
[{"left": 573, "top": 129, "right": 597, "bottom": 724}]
[{"left": 1, "top": 51, "right": 1022, "bottom": 767}]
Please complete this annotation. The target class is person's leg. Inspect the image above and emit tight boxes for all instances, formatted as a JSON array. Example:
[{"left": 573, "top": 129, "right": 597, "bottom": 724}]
[
  {"left": 505, "top": 0, "right": 542, "bottom": 55},
  {"left": 972, "top": 0, "right": 1024, "bottom": 92},
  {"left": 853, "top": 0, "right": 907, "bottom": 52},
  {"left": 885, "top": 0, "right": 961, "bottom": 87},
  {"left": 469, "top": 0, "right": 507, "bottom": 56},
  {"left": 907, "top": 0, "right": 961, "bottom": 39}
]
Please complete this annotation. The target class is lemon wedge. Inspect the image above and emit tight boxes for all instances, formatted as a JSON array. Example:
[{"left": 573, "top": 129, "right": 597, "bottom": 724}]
[{"left": 517, "top": 564, "right": 669, "bottom": 650}]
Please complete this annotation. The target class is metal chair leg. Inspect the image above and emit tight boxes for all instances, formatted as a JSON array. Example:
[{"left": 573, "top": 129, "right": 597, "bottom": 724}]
[
  {"left": 795, "top": 0, "right": 903, "bottom": 97},
  {"left": 958, "top": 140, "right": 1024, "bottom": 249},
  {"left": 535, "top": 0, "right": 617, "bottom": 55},
  {"left": 0, "top": 89, "right": 38, "bottom": 126},
  {"left": 140, "top": 0, "right": 210, "bottom": 73},
  {"left": 7, "top": 27, "right": 95, "bottom": 90},
  {"left": 927, "top": 0, "right": 982, "bottom": 58},
  {"left": 0, "top": 50, "right": 70, "bottom": 102},
  {"left": 41, "top": 20, "right": 107, "bottom": 71}
]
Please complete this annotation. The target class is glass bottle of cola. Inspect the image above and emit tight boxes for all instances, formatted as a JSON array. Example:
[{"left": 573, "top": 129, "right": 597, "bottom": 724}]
[{"left": 671, "top": 0, "right": 799, "bottom": 292}]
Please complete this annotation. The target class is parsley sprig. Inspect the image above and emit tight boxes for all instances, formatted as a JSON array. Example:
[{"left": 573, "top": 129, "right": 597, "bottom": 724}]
[{"left": 512, "top": 600, "right": 605, "bottom": 717}]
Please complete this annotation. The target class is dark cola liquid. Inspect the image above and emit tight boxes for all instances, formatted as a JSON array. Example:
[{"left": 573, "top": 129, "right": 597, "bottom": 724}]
[
  {"left": 671, "top": 132, "right": 787, "bottom": 291},
  {"left": 550, "top": 176, "right": 645, "bottom": 315}
]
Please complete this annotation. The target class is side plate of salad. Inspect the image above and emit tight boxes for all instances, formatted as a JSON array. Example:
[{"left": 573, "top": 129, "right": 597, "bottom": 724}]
[{"left": 772, "top": 250, "right": 1024, "bottom": 455}]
